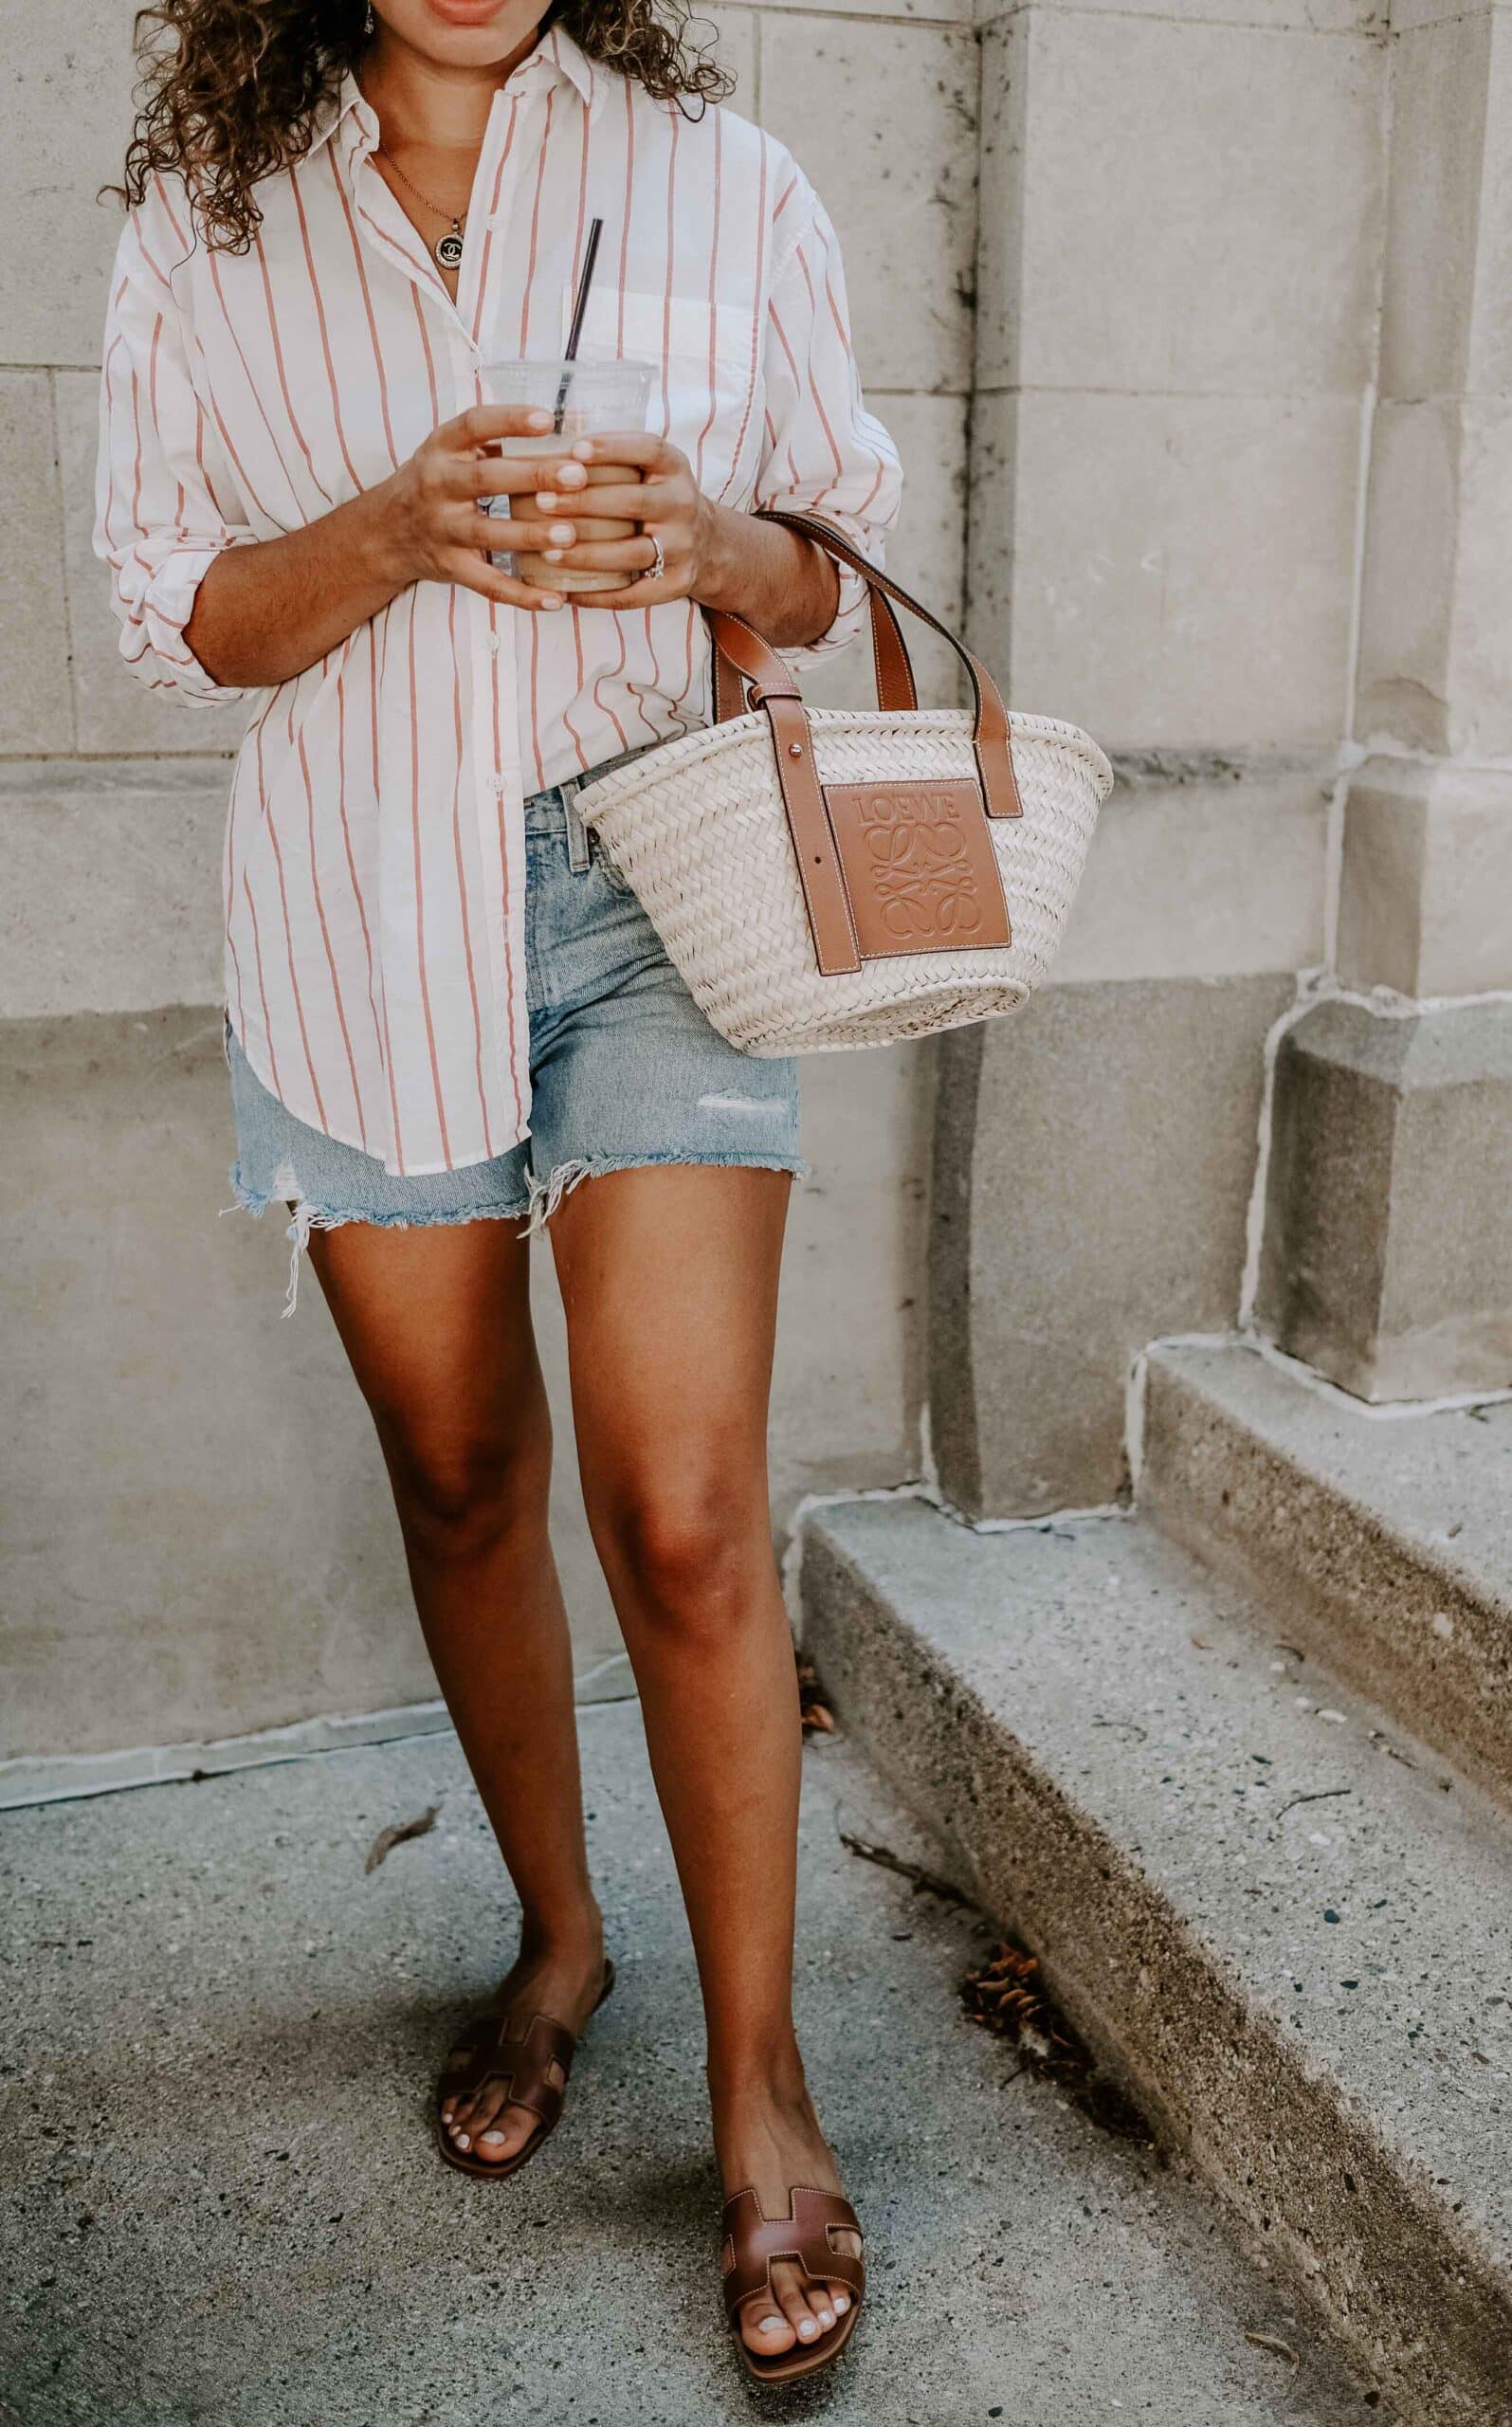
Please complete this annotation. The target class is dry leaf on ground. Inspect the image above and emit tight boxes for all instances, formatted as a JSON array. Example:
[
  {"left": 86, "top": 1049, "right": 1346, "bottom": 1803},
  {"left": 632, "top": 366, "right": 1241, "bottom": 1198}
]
[
  {"left": 961, "top": 1941, "right": 1153, "bottom": 2143},
  {"left": 364, "top": 1803, "right": 441, "bottom": 1874}
]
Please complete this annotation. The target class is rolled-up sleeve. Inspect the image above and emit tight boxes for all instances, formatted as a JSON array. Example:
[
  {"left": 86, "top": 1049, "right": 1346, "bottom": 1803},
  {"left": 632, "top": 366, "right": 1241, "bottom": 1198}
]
[
  {"left": 95, "top": 208, "right": 255, "bottom": 705},
  {"left": 756, "top": 172, "right": 902, "bottom": 668}
]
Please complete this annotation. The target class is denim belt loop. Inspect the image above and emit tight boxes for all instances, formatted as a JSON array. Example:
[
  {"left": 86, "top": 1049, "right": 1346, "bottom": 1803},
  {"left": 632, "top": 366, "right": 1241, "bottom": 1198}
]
[{"left": 558, "top": 776, "right": 592, "bottom": 875}]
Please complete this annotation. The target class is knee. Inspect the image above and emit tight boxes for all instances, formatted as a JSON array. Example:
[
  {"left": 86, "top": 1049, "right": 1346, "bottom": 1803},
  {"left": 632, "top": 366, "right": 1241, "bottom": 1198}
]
[
  {"left": 383, "top": 1419, "right": 549, "bottom": 1563},
  {"left": 593, "top": 1478, "right": 770, "bottom": 1640}
]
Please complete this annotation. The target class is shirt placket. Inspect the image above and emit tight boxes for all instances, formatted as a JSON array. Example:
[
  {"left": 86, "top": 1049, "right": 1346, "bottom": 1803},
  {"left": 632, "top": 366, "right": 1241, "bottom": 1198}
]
[
  {"left": 458, "top": 84, "right": 536, "bottom": 1147},
  {"left": 334, "top": 104, "right": 519, "bottom": 1161}
]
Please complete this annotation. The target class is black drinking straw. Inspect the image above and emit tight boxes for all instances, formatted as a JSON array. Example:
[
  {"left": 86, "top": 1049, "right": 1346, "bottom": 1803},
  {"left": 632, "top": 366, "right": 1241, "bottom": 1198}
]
[{"left": 554, "top": 217, "right": 604, "bottom": 430}]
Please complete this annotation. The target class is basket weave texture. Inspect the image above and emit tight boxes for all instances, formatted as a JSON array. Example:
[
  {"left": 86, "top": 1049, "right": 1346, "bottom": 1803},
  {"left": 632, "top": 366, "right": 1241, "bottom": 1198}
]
[{"left": 575, "top": 706, "right": 1114, "bottom": 1056}]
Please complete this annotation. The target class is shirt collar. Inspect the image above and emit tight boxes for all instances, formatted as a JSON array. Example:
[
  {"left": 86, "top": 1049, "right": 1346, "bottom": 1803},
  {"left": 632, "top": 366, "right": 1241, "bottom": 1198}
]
[
  {"left": 308, "top": 79, "right": 376, "bottom": 167},
  {"left": 530, "top": 26, "right": 605, "bottom": 119},
  {"left": 310, "top": 23, "right": 606, "bottom": 164}
]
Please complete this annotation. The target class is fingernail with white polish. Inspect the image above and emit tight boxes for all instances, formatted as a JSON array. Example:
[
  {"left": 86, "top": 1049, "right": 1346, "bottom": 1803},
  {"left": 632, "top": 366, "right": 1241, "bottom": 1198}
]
[
  {"left": 543, "top": 550, "right": 563, "bottom": 563},
  {"left": 548, "top": 522, "right": 575, "bottom": 544}
]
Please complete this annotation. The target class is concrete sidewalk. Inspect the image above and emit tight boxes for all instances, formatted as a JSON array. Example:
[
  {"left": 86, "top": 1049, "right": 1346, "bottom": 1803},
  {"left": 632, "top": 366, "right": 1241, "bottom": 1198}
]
[{"left": 0, "top": 1706, "right": 1372, "bottom": 2426}]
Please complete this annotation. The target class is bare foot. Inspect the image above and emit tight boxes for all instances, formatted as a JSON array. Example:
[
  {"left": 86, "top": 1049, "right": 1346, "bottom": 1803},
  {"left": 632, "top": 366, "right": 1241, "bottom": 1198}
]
[
  {"left": 439, "top": 1924, "right": 608, "bottom": 2167},
  {"left": 713, "top": 2071, "right": 863, "bottom": 2364}
]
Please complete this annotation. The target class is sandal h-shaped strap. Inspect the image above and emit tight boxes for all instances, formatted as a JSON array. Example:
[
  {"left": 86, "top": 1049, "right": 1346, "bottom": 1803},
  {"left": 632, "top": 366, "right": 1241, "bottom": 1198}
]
[
  {"left": 720, "top": 2184, "right": 866, "bottom": 2334},
  {"left": 442, "top": 2009, "right": 577, "bottom": 2135}
]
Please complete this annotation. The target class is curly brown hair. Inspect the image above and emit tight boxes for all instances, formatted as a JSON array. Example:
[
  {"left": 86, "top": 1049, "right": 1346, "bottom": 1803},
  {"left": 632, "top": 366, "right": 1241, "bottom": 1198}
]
[{"left": 114, "top": 0, "right": 733, "bottom": 253}]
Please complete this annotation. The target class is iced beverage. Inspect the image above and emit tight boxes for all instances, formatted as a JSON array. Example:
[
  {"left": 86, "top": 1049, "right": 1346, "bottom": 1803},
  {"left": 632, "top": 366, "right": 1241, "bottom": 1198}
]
[{"left": 482, "top": 358, "right": 655, "bottom": 596}]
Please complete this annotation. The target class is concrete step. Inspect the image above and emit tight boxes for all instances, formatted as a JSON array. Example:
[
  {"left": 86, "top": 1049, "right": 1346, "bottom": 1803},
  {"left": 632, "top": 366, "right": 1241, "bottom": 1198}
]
[
  {"left": 801, "top": 1498, "right": 1512, "bottom": 2427},
  {"left": 0, "top": 1706, "right": 1375, "bottom": 2427},
  {"left": 1140, "top": 1340, "right": 1512, "bottom": 1808}
]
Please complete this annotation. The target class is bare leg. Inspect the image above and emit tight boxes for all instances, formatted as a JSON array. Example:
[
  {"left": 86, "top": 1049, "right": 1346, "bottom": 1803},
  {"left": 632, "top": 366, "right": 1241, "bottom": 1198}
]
[
  {"left": 550, "top": 1167, "right": 859, "bottom": 2362},
  {"left": 305, "top": 1219, "right": 605, "bottom": 2163}
]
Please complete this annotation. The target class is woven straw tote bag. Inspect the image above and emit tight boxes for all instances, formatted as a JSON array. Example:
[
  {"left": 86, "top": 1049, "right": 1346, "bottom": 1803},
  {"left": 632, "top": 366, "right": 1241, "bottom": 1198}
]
[{"left": 574, "top": 509, "right": 1113, "bottom": 1056}]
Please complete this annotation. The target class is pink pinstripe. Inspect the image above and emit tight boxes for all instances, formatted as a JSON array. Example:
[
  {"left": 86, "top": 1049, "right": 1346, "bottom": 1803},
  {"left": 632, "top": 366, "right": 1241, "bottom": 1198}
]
[
  {"left": 446, "top": 586, "right": 496, "bottom": 1154},
  {"left": 333, "top": 662, "right": 389, "bottom": 1083},
  {"left": 297, "top": 723, "right": 369, "bottom": 1146}
]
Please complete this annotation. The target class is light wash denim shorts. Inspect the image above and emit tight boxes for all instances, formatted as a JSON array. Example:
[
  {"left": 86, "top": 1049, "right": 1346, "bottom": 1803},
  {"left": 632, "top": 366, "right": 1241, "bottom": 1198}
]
[{"left": 228, "top": 764, "right": 803, "bottom": 1309}]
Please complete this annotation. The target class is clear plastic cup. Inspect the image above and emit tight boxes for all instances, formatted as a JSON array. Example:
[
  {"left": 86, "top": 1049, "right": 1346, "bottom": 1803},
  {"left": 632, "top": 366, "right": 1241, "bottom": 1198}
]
[{"left": 480, "top": 358, "right": 655, "bottom": 594}]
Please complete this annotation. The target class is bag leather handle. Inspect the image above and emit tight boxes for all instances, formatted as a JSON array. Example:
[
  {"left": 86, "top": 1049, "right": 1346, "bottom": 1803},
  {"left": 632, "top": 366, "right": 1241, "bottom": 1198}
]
[
  {"left": 712, "top": 576, "right": 917, "bottom": 723},
  {"left": 707, "top": 509, "right": 1022, "bottom": 825},
  {"left": 702, "top": 607, "right": 864, "bottom": 976}
]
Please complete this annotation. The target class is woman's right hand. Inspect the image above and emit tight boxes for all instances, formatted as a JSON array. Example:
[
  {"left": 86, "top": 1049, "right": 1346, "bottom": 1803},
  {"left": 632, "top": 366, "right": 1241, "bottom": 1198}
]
[
  {"left": 186, "top": 403, "right": 599, "bottom": 686},
  {"left": 375, "top": 403, "right": 593, "bottom": 612}
]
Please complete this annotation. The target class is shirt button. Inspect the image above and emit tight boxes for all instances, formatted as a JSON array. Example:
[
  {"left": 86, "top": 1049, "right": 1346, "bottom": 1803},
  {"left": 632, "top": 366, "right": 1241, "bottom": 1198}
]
[
  {"left": 490, "top": 773, "right": 508, "bottom": 795},
  {"left": 486, "top": 631, "right": 501, "bottom": 657}
]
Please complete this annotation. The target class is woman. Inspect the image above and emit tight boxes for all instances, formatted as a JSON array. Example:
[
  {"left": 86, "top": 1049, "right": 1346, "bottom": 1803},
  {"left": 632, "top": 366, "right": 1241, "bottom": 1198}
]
[{"left": 98, "top": 0, "right": 899, "bottom": 2387}]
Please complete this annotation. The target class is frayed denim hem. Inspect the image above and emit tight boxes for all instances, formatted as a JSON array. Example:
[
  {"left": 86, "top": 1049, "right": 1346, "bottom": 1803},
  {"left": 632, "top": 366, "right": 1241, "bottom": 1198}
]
[
  {"left": 519, "top": 1151, "right": 810, "bottom": 1242},
  {"left": 223, "top": 1163, "right": 531, "bottom": 1318},
  {"left": 225, "top": 1151, "right": 808, "bottom": 1313}
]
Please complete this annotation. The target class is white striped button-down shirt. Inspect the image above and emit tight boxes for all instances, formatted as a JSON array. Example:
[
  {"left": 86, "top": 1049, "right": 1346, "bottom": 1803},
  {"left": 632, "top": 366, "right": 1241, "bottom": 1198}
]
[{"left": 95, "top": 27, "right": 902, "bottom": 1175}]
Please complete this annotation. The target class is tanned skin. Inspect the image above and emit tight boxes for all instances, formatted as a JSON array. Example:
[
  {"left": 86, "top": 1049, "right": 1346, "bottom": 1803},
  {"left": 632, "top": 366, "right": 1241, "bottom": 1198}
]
[{"left": 191, "top": 0, "right": 861, "bottom": 2366}]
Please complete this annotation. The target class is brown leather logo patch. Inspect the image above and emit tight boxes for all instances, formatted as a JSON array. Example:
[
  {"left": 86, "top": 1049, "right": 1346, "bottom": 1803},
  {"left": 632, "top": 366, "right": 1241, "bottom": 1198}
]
[{"left": 822, "top": 779, "right": 1011, "bottom": 959}]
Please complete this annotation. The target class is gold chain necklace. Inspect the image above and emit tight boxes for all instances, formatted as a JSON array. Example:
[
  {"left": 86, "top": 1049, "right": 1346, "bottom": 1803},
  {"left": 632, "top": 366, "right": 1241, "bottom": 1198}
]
[{"left": 376, "top": 143, "right": 469, "bottom": 271}]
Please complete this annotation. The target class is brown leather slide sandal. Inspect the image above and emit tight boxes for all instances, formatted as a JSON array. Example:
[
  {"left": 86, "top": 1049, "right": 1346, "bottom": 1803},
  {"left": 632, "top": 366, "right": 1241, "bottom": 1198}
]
[
  {"left": 434, "top": 1958, "right": 615, "bottom": 2181},
  {"left": 720, "top": 2183, "right": 865, "bottom": 2384}
]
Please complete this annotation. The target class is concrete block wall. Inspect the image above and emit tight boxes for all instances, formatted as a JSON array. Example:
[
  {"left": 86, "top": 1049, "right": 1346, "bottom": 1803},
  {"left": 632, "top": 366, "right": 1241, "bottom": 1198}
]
[
  {"left": 1356, "top": 0, "right": 1512, "bottom": 763},
  {"left": 929, "top": 0, "right": 1388, "bottom": 1515},
  {"left": 971, "top": 0, "right": 1385, "bottom": 750},
  {"left": 9, "top": 0, "right": 1465, "bottom": 1742},
  {"left": 0, "top": 0, "right": 957, "bottom": 1769},
  {"left": 1339, "top": 0, "right": 1512, "bottom": 997},
  {"left": 1248, "top": 0, "right": 1512, "bottom": 1400}
]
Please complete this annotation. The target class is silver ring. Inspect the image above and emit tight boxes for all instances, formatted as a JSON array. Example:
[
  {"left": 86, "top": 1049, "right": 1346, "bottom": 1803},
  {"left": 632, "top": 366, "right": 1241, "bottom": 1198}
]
[{"left": 642, "top": 533, "right": 665, "bottom": 583}]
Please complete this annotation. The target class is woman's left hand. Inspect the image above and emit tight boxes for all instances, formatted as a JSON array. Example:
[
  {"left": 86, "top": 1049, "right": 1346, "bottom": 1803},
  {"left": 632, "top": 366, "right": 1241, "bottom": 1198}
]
[{"left": 529, "top": 432, "right": 722, "bottom": 610}]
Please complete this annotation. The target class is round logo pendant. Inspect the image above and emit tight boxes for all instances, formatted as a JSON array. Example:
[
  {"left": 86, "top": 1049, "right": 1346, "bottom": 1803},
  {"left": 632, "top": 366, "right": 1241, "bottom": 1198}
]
[{"left": 435, "top": 229, "right": 465, "bottom": 271}]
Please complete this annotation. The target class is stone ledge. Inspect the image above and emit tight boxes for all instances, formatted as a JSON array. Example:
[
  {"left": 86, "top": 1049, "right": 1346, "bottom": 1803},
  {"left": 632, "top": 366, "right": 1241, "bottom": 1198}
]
[
  {"left": 1141, "top": 1338, "right": 1512, "bottom": 1807},
  {"left": 0, "top": 1652, "right": 637, "bottom": 1815},
  {"left": 801, "top": 1494, "right": 1512, "bottom": 2427}
]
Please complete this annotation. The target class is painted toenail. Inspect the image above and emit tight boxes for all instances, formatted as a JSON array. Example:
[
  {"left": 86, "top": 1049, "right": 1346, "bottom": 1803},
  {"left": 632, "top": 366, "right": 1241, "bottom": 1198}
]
[
  {"left": 456, "top": 2135, "right": 469, "bottom": 2149},
  {"left": 817, "top": 2309, "right": 834, "bottom": 2327},
  {"left": 759, "top": 2318, "right": 783, "bottom": 2335},
  {"left": 797, "top": 2320, "right": 818, "bottom": 2339},
  {"left": 833, "top": 2293, "right": 850, "bottom": 2313}
]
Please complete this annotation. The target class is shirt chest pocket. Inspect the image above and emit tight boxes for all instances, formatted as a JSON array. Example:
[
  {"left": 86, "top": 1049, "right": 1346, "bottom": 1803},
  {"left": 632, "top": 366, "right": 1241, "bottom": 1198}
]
[{"left": 563, "top": 287, "right": 759, "bottom": 502}]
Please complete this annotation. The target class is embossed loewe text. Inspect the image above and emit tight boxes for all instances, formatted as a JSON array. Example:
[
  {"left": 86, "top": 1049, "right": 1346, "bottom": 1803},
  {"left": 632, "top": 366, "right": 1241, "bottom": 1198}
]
[{"left": 822, "top": 778, "right": 1012, "bottom": 959}]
